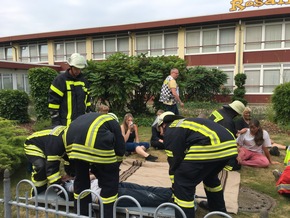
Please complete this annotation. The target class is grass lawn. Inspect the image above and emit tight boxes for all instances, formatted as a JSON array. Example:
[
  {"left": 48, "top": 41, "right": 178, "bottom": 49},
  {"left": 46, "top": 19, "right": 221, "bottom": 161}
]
[{"left": 135, "top": 126, "right": 290, "bottom": 218}]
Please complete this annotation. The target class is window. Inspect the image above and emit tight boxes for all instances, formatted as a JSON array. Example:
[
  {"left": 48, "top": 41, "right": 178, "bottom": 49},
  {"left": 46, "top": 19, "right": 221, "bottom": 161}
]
[
  {"left": 185, "top": 32, "right": 200, "bottom": 54},
  {"left": 136, "top": 36, "right": 148, "bottom": 55},
  {"left": 5, "top": 48, "right": 13, "bottom": 61},
  {"left": 263, "top": 69, "right": 280, "bottom": 93},
  {"left": 245, "top": 70, "right": 260, "bottom": 93},
  {"left": 219, "top": 28, "right": 235, "bottom": 51},
  {"left": 285, "top": 23, "right": 290, "bottom": 48},
  {"left": 92, "top": 36, "right": 129, "bottom": 60},
  {"left": 245, "top": 26, "right": 262, "bottom": 50},
  {"left": 19, "top": 43, "right": 48, "bottom": 63},
  {"left": 243, "top": 64, "right": 290, "bottom": 93},
  {"left": 135, "top": 30, "right": 178, "bottom": 56},
  {"left": 265, "top": 24, "right": 282, "bottom": 49},
  {"left": 0, "top": 71, "right": 30, "bottom": 93},
  {"left": 2, "top": 73, "right": 13, "bottom": 90},
  {"left": 39, "top": 44, "right": 48, "bottom": 62},
  {"left": 54, "top": 39, "right": 86, "bottom": 61},
  {"left": 186, "top": 26, "right": 235, "bottom": 54}
]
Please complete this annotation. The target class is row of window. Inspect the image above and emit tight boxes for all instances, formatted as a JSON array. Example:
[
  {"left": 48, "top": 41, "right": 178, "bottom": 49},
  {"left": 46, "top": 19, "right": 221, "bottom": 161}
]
[
  {"left": 1, "top": 64, "right": 290, "bottom": 95},
  {"left": 1, "top": 19, "right": 290, "bottom": 62},
  {"left": 0, "top": 71, "right": 30, "bottom": 93},
  {"left": 221, "top": 63, "right": 290, "bottom": 93}
]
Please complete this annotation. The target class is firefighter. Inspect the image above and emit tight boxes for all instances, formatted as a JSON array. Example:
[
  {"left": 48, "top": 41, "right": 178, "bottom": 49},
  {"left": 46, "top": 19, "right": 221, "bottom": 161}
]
[
  {"left": 63, "top": 112, "right": 125, "bottom": 217},
  {"left": 48, "top": 53, "right": 91, "bottom": 126},
  {"left": 208, "top": 100, "right": 245, "bottom": 137},
  {"left": 24, "top": 125, "right": 71, "bottom": 196},
  {"left": 157, "top": 111, "right": 238, "bottom": 218}
]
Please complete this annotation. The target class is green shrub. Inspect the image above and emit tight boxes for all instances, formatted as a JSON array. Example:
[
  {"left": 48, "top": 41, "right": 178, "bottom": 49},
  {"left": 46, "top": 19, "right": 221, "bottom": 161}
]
[
  {"left": 271, "top": 82, "right": 290, "bottom": 125},
  {"left": 184, "top": 67, "right": 228, "bottom": 102},
  {"left": 0, "top": 90, "right": 30, "bottom": 123},
  {"left": 28, "top": 67, "right": 58, "bottom": 120},
  {"left": 232, "top": 73, "right": 247, "bottom": 105},
  {"left": 32, "top": 119, "right": 52, "bottom": 131},
  {"left": 0, "top": 118, "right": 29, "bottom": 174}
]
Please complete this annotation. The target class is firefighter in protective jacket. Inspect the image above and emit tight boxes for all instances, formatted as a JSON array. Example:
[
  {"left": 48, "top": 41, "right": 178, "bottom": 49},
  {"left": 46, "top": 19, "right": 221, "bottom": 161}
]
[
  {"left": 158, "top": 111, "right": 237, "bottom": 218},
  {"left": 24, "top": 125, "right": 71, "bottom": 196},
  {"left": 64, "top": 112, "right": 125, "bottom": 217},
  {"left": 48, "top": 53, "right": 91, "bottom": 126}
]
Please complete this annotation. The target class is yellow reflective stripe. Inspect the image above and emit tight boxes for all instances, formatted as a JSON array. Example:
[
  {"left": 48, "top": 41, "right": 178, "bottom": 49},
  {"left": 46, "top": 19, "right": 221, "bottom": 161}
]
[
  {"left": 74, "top": 192, "right": 90, "bottom": 200},
  {"left": 50, "top": 126, "right": 66, "bottom": 136},
  {"left": 165, "top": 149, "right": 173, "bottom": 157},
  {"left": 48, "top": 103, "right": 60, "bottom": 109},
  {"left": 116, "top": 155, "right": 124, "bottom": 162},
  {"left": 184, "top": 149, "right": 237, "bottom": 161},
  {"left": 68, "top": 152, "right": 117, "bottom": 163},
  {"left": 174, "top": 196, "right": 194, "bottom": 208},
  {"left": 50, "top": 85, "right": 64, "bottom": 97},
  {"left": 169, "top": 174, "right": 174, "bottom": 184},
  {"left": 211, "top": 111, "right": 223, "bottom": 123},
  {"left": 47, "top": 172, "right": 61, "bottom": 184},
  {"left": 66, "top": 143, "right": 117, "bottom": 163},
  {"left": 173, "top": 120, "right": 220, "bottom": 145},
  {"left": 66, "top": 81, "right": 73, "bottom": 126},
  {"left": 63, "top": 129, "right": 68, "bottom": 148},
  {"left": 86, "top": 102, "right": 91, "bottom": 106},
  {"left": 24, "top": 144, "right": 45, "bottom": 158},
  {"left": 204, "top": 184, "right": 223, "bottom": 192},
  {"left": 101, "top": 193, "right": 118, "bottom": 204},
  {"left": 27, "top": 129, "right": 52, "bottom": 139},
  {"left": 47, "top": 155, "right": 61, "bottom": 161},
  {"left": 85, "top": 115, "right": 113, "bottom": 148},
  {"left": 224, "top": 165, "right": 233, "bottom": 171},
  {"left": 31, "top": 171, "right": 47, "bottom": 187}
]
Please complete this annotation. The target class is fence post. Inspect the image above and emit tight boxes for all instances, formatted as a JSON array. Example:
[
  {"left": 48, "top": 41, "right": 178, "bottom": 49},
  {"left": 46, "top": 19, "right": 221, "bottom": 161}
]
[{"left": 4, "top": 169, "right": 11, "bottom": 218}]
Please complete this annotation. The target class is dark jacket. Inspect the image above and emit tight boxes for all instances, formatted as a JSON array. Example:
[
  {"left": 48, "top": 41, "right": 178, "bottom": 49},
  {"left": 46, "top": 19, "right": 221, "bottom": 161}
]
[
  {"left": 64, "top": 113, "right": 126, "bottom": 164},
  {"left": 208, "top": 107, "right": 238, "bottom": 137},
  {"left": 164, "top": 118, "right": 237, "bottom": 172},
  {"left": 24, "top": 126, "right": 68, "bottom": 184},
  {"left": 48, "top": 69, "right": 91, "bottom": 126}
]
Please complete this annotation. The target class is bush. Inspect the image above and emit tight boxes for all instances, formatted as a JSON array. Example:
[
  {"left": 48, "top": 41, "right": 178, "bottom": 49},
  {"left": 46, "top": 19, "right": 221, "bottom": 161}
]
[
  {"left": 0, "top": 118, "right": 29, "bottom": 174},
  {"left": 271, "top": 82, "right": 290, "bottom": 125},
  {"left": 184, "top": 66, "right": 228, "bottom": 102},
  {"left": 0, "top": 90, "right": 30, "bottom": 123},
  {"left": 28, "top": 67, "right": 58, "bottom": 120},
  {"left": 232, "top": 73, "right": 247, "bottom": 105}
]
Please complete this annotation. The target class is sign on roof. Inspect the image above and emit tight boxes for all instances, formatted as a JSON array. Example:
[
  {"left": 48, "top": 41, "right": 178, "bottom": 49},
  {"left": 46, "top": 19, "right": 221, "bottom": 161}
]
[{"left": 230, "top": 0, "right": 290, "bottom": 11}]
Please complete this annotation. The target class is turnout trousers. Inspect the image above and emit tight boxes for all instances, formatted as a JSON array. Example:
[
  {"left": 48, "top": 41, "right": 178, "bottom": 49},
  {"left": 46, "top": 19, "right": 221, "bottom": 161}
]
[
  {"left": 173, "top": 160, "right": 228, "bottom": 218},
  {"left": 73, "top": 160, "right": 119, "bottom": 217}
]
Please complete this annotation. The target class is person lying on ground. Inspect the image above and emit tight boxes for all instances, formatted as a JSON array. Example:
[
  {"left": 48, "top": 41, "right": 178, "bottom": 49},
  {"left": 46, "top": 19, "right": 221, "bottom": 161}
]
[{"left": 63, "top": 174, "right": 173, "bottom": 207}]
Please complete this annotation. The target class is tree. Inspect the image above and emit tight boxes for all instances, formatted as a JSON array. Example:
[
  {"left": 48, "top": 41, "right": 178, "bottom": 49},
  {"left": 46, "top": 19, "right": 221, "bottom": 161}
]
[
  {"left": 232, "top": 73, "right": 247, "bottom": 105},
  {"left": 184, "top": 66, "right": 229, "bottom": 102},
  {"left": 28, "top": 67, "right": 58, "bottom": 120}
]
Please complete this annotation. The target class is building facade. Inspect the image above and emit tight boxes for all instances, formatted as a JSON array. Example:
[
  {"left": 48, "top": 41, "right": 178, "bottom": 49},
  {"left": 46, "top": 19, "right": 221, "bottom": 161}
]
[{"left": 1, "top": 7, "right": 290, "bottom": 103}]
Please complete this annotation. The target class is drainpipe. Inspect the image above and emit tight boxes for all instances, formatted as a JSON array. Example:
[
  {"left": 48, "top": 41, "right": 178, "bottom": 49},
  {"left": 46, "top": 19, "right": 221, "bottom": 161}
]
[
  {"left": 10, "top": 42, "right": 18, "bottom": 62},
  {"left": 237, "top": 19, "right": 242, "bottom": 74}
]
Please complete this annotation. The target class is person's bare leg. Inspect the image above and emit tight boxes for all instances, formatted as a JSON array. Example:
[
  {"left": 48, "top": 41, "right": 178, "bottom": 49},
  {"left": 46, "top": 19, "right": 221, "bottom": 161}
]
[{"left": 135, "top": 146, "right": 150, "bottom": 158}]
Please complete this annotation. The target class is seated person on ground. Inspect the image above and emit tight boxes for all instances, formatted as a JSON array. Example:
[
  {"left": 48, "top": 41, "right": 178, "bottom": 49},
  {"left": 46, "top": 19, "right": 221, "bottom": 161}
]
[
  {"left": 121, "top": 113, "right": 158, "bottom": 162},
  {"left": 235, "top": 106, "right": 251, "bottom": 136},
  {"left": 236, "top": 118, "right": 279, "bottom": 168},
  {"left": 150, "top": 109, "right": 165, "bottom": 150}
]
